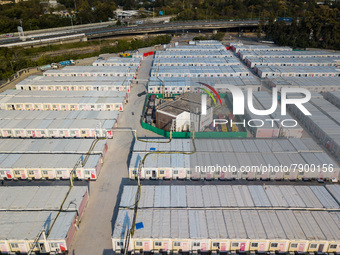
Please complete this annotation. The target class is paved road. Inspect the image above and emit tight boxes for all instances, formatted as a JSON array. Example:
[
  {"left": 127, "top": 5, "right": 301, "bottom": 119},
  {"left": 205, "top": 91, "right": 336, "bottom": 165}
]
[
  {"left": 0, "top": 20, "right": 260, "bottom": 47},
  {"left": 69, "top": 55, "right": 158, "bottom": 255}
]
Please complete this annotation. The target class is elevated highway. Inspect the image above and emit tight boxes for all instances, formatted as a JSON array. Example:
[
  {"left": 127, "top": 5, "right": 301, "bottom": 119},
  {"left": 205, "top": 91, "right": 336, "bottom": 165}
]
[{"left": 0, "top": 19, "right": 260, "bottom": 47}]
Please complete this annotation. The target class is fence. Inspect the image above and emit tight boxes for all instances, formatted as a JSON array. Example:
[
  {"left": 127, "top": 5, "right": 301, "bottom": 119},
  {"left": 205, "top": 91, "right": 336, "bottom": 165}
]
[
  {"left": 0, "top": 66, "right": 40, "bottom": 90},
  {"left": 141, "top": 121, "right": 247, "bottom": 138}
]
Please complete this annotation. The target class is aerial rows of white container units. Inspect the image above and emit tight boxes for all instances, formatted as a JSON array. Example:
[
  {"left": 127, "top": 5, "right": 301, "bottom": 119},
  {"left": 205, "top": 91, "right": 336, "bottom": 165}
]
[
  {"left": 0, "top": 138, "right": 108, "bottom": 155},
  {"left": 237, "top": 50, "right": 340, "bottom": 60},
  {"left": 288, "top": 92, "right": 340, "bottom": 161},
  {"left": 147, "top": 76, "right": 261, "bottom": 94},
  {"left": 152, "top": 57, "right": 241, "bottom": 67},
  {"left": 43, "top": 65, "right": 138, "bottom": 78},
  {"left": 120, "top": 185, "right": 340, "bottom": 209},
  {"left": 230, "top": 42, "right": 293, "bottom": 53},
  {"left": 0, "top": 110, "right": 118, "bottom": 139},
  {"left": 264, "top": 76, "right": 340, "bottom": 92},
  {"left": 255, "top": 66, "right": 340, "bottom": 78},
  {"left": 112, "top": 185, "right": 340, "bottom": 254},
  {"left": 0, "top": 90, "right": 127, "bottom": 111},
  {"left": 324, "top": 91, "right": 340, "bottom": 108},
  {"left": 92, "top": 56, "right": 142, "bottom": 67},
  {"left": 0, "top": 153, "right": 101, "bottom": 180},
  {"left": 155, "top": 50, "right": 232, "bottom": 58},
  {"left": 16, "top": 75, "right": 133, "bottom": 92},
  {"left": 245, "top": 57, "right": 340, "bottom": 69},
  {"left": 0, "top": 138, "right": 107, "bottom": 180},
  {"left": 0, "top": 186, "right": 88, "bottom": 254},
  {"left": 165, "top": 44, "right": 227, "bottom": 51},
  {"left": 226, "top": 91, "right": 303, "bottom": 138},
  {"left": 195, "top": 40, "right": 226, "bottom": 46},
  {"left": 150, "top": 66, "right": 250, "bottom": 78},
  {"left": 128, "top": 138, "right": 339, "bottom": 181}
]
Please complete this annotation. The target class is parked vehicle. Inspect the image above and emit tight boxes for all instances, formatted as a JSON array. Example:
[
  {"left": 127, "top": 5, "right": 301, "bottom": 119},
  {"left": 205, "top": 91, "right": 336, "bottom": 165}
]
[
  {"left": 120, "top": 53, "right": 131, "bottom": 58},
  {"left": 51, "top": 63, "right": 59, "bottom": 69},
  {"left": 39, "top": 64, "right": 52, "bottom": 71},
  {"left": 59, "top": 60, "right": 75, "bottom": 66}
]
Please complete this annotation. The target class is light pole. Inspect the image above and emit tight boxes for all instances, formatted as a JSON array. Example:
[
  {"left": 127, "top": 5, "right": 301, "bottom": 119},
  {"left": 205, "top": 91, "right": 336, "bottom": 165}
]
[
  {"left": 9, "top": 60, "right": 14, "bottom": 73},
  {"left": 70, "top": 15, "right": 74, "bottom": 31}
]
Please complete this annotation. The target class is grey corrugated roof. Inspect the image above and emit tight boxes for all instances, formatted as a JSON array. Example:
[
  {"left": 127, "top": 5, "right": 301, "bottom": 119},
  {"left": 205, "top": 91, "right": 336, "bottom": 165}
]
[
  {"left": 186, "top": 186, "right": 204, "bottom": 208},
  {"left": 170, "top": 186, "right": 187, "bottom": 207},
  {"left": 139, "top": 186, "right": 155, "bottom": 208},
  {"left": 119, "top": 186, "right": 138, "bottom": 208},
  {"left": 206, "top": 210, "right": 227, "bottom": 239},
  {"left": 310, "top": 211, "right": 340, "bottom": 241},
  {"left": 216, "top": 186, "right": 238, "bottom": 207},
  {"left": 294, "top": 186, "right": 324, "bottom": 208},
  {"left": 294, "top": 211, "right": 325, "bottom": 240},
  {"left": 48, "top": 212, "right": 76, "bottom": 240},
  {"left": 112, "top": 209, "right": 133, "bottom": 240},
  {"left": 276, "top": 210, "right": 306, "bottom": 240},
  {"left": 0, "top": 211, "right": 60, "bottom": 240},
  {"left": 134, "top": 209, "right": 153, "bottom": 238},
  {"left": 119, "top": 185, "right": 339, "bottom": 210},
  {"left": 223, "top": 210, "right": 247, "bottom": 239},
  {"left": 113, "top": 208, "right": 340, "bottom": 241},
  {"left": 241, "top": 210, "right": 267, "bottom": 239},
  {"left": 326, "top": 185, "right": 340, "bottom": 205},
  {"left": 310, "top": 186, "right": 339, "bottom": 209},
  {"left": 154, "top": 186, "right": 170, "bottom": 208},
  {"left": 171, "top": 210, "right": 189, "bottom": 239},
  {"left": 0, "top": 186, "right": 87, "bottom": 211},
  {"left": 232, "top": 186, "right": 254, "bottom": 207},
  {"left": 189, "top": 210, "right": 208, "bottom": 239},
  {"left": 0, "top": 138, "right": 106, "bottom": 154},
  {"left": 151, "top": 210, "right": 171, "bottom": 238},
  {"left": 278, "top": 186, "right": 306, "bottom": 208},
  {"left": 248, "top": 186, "right": 271, "bottom": 207},
  {"left": 258, "top": 210, "right": 286, "bottom": 239},
  {"left": 202, "top": 186, "right": 220, "bottom": 207}
]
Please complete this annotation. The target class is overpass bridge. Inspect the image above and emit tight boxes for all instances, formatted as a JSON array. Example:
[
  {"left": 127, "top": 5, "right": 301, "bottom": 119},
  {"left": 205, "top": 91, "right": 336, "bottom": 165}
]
[
  {"left": 85, "top": 19, "right": 260, "bottom": 39},
  {"left": 0, "top": 19, "right": 260, "bottom": 48}
]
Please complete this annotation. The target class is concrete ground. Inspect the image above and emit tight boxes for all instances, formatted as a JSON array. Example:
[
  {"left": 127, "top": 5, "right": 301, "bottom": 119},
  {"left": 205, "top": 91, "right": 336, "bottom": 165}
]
[
  {"left": 69, "top": 55, "right": 159, "bottom": 255},
  {"left": 0, "top": 68, "right": 42, "bottom": 93}
]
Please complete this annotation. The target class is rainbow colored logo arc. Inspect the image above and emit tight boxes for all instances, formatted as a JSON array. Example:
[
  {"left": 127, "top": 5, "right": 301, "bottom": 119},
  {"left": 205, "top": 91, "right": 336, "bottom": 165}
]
[{"left": 198, "top": 82, "right": 222, "bottom": 106}]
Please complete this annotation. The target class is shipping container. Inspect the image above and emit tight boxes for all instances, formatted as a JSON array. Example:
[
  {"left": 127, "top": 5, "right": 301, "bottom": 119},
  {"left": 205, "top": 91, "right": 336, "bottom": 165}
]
[
  {"left": 128, "top": 138, "right": 339, "bottom": 181},
  {"left": 265, "top": 76, "right": 340, "bottom": 92},
  {"left": 324, "top": 91, "right": 340, "bottom": 108},
  {"left": 148, "top": 76, "right": 261, "bottom": 94},
  {"left": 113, "top": 184, "right": 340, "bottom": 253},
  {"left": 0, "top": 90, "right": 126, "bottom": 112},
  {"left": 288, "top": 96, "right": 340, "bottom": 162},
  {"left": 0, "top": 153, "right": 102, "bottom": 180},
  {"left": 0, "top": 110, "right": 118, "bottom": 138},
  {"left": 238, "top": 50, "right": 340, "bottom": 60},
  {"left": 92, "top": 56, "right": 142, "bottom": 67},
  {"left": 15, "top": 75, "right": 132, "bottom": 92},
  {"left": 43, "top": 66, "right": 138, "bottom": 78},
  {"left": 256, "top": 66, "right": 340, "bottom": 78},
  {"left": 0, "top": 186, "right": 88, "bottom": 254}
]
